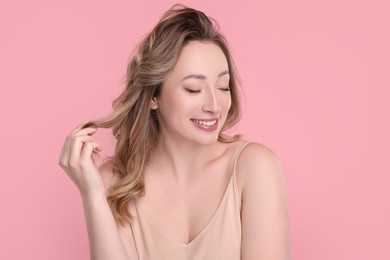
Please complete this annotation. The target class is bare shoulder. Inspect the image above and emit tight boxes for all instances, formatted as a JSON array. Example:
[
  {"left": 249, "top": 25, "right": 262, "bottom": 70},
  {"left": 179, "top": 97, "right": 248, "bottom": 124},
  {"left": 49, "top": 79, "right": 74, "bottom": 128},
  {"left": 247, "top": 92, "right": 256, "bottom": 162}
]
[
  {"left": 238, "top": 142, "right": 281, "bottom": 166},
  {"left": 236, "top": 142, "right": 290, "bottom": 258},
  {"left": 235, "top": 141, "right": 286, "bottom": 196},
  {"left": 97, "top": 159, "right": 121, "bottom": 193}
]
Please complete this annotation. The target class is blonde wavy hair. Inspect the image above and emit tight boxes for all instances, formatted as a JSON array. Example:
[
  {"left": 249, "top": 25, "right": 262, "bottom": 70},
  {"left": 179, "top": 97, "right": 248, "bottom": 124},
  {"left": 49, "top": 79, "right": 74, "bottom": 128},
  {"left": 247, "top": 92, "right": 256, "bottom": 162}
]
[{"left": 82, "top": 4, "right": 242, "bottom": 226}]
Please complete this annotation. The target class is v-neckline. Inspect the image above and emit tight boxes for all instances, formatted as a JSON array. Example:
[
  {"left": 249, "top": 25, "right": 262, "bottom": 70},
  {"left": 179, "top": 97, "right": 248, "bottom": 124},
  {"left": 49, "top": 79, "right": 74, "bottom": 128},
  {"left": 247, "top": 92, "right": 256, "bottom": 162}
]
[{"left": 135, "top": 170, "right": 235, "bottom": 248}]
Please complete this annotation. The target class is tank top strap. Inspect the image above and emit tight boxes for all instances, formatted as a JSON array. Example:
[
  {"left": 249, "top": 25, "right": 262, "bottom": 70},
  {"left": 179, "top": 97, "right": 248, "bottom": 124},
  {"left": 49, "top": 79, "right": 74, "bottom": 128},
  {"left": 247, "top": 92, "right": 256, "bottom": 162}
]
[
  {"left": 231, "top": 141, "right": 252, "bottom": 203},
  {"left": 232, "top": 141, "right": 252, "bottom": 177}
]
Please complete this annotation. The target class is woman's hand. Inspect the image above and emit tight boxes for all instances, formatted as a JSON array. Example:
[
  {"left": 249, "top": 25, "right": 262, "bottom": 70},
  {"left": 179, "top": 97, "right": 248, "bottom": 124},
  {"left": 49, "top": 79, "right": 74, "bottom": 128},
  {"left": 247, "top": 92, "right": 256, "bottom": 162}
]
[{"left": 58, "top": 122, "right": 105, "bottom": 198}]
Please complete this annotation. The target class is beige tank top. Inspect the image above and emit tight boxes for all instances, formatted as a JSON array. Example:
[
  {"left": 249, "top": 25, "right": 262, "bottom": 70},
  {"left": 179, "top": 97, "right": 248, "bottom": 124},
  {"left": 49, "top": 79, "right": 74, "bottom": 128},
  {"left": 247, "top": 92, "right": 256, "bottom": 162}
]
[{"left": 128, "top": 141, "right": 251, "bottom": 260}]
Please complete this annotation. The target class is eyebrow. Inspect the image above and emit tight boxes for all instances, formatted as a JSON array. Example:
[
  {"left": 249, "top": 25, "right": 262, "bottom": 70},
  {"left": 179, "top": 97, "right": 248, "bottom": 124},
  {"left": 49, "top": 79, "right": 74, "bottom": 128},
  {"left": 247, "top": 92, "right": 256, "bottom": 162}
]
[{"left": 180, "top": 70, "right": 230, "bottom": 82}]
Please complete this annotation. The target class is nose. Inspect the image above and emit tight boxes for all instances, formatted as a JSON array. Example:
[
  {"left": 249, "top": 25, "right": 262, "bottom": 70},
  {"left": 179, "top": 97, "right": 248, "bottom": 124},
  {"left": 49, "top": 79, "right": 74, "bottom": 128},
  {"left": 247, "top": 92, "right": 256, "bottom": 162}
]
[{"left": 202, "top": 88, "right": 222, "bottom": 114}]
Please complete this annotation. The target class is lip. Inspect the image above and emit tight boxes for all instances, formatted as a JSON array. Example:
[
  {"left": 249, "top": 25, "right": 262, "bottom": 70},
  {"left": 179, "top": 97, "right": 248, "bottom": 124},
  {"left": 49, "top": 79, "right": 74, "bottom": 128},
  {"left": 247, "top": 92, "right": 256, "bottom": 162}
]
[{"left": 190, "top": 118, "right": 219, "bottom": 132}]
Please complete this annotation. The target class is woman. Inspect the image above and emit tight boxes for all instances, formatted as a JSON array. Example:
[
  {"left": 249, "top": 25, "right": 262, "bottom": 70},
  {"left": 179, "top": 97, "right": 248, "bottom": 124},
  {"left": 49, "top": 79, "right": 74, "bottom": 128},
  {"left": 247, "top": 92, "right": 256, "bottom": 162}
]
[{"left": 59, "top": 4, "right": 290, "bottom": 260}]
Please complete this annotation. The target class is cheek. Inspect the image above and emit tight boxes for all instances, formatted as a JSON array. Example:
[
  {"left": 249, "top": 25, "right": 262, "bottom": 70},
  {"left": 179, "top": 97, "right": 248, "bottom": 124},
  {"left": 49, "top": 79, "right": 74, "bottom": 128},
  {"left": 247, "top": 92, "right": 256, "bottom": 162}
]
[
  {"left": 158, "top": 92, "right": 195, "bottom": 118},
  {"left": 222, "top": 95, "right": 232, "bottom": 111},
  {"left": 171, "top": 94, "right": 193, "bottom": 113},
  {"left": 220, "top": 96, "right": 232, "bottom": 122}
]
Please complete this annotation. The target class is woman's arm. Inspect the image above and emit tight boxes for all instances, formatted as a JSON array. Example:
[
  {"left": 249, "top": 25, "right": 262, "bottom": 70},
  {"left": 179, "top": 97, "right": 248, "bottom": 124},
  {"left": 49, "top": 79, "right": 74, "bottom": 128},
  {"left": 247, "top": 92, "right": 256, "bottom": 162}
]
[
  {"left": 58, "top": 124, "right": 132, "bottom": 260},
  {"left": 237, "top": 143, "right": 290, "bottom": 260},
  {"left": 92, "top": 161, "right": 139, "bottom": 260},
  {"left": 81, "top": 188, "right": 131, "bottom": 260}
]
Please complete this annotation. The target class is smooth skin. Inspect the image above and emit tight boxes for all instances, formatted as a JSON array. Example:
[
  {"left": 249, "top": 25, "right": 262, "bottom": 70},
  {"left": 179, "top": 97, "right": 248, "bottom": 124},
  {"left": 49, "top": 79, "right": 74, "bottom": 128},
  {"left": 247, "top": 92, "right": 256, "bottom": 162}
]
[
  {"left": 59, "top": 124, "right": 134, "bottom": 260},
  {"left": 59, "top": 41, "right": 290, "bottom": 260}
]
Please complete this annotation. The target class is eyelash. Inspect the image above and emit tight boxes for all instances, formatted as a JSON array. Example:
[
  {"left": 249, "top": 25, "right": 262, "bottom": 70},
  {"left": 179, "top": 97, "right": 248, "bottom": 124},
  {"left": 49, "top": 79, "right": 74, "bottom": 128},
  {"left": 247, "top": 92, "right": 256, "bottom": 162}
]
[
  {"left": 184, "top": 87, "right": 230, "bottom": 94},
  {"left": 185, "top": 89, "right": 201, "bottom": 94}
]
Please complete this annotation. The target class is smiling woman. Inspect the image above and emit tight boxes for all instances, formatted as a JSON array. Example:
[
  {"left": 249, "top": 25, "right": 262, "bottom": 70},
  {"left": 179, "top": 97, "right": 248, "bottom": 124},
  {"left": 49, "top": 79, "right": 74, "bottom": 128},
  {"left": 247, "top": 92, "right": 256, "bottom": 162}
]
[
  {"left": 58, "top": 4, "right": 290, "bottom": 260},
  {"left": 153, "top": 41, "right": 232, "bottom": 145}
]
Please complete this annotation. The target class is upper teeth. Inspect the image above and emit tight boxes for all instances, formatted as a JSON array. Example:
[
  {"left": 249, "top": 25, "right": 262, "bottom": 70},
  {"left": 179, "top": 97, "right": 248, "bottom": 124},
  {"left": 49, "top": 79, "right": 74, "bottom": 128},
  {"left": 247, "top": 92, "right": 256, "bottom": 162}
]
[{"left": 192, "top": 119, "right": 217, "bottom": 126}]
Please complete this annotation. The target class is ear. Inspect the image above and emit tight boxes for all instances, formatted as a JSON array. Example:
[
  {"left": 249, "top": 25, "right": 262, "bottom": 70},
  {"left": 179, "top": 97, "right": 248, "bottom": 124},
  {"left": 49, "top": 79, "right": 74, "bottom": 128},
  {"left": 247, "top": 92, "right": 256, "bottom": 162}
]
[{"left": 150, "top": 97, "right": 158, "bottom": 110}]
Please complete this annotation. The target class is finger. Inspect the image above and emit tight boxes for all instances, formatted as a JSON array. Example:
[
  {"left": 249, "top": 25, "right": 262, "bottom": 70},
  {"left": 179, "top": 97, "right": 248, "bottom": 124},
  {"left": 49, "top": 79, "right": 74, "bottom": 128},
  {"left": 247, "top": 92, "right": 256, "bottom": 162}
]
[
  {"left": 58, "top": 140, "right": 68, "bottom": 166},
  {"left": 80, "top": 141, "right": 101, "bottom": 166},
  {"left": 72, "top": 127, "right": 98, "bottom": 137},
  {"left": 59, "top": 131, "right": 84, "bottom": 166},
  {"left": 61, "top": 123, "right": 84, "bottom": 165},
  {"left": 68, "top": 135, "right": 97, "bottom": 168},
  {"left": 60, "top": 133, "right": 77, "bottom": 167},
  {"left": 93, "top": 145, "right": 103, "bottom": 152},
  {"left": 70, "top": 121, "right": 89, "bottom": 134},
  {"left": 60, "top": 123, "right": 96, "bottom": 167}
]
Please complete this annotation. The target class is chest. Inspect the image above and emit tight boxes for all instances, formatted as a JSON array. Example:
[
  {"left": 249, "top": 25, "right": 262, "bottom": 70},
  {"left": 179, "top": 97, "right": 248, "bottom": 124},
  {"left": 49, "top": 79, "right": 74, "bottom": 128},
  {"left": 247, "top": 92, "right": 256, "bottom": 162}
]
[{"left": 135, "top": 163, "right": 233, "bottom": 245}]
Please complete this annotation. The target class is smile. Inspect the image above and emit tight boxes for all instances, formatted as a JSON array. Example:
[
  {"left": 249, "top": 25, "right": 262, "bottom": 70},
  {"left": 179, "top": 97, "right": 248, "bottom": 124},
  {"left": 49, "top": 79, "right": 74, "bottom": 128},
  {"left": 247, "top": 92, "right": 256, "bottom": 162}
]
[{"left": 190, "top": 119, "right": 217, "bottom": 126}]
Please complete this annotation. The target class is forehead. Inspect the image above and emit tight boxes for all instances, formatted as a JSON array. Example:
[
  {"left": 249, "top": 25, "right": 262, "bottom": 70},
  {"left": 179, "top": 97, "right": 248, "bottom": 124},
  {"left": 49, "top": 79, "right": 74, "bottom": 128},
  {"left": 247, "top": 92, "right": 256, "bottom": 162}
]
[{"left": 168, "top": 41, "right": 229, "bottom": 81}]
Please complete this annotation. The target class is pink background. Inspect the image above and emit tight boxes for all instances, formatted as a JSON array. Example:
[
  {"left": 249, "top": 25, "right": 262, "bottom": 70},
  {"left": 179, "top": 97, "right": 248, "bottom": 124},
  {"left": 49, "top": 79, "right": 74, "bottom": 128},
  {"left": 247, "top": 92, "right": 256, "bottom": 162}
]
[{"left": 1, "top": 0, "right": 389, "bottom": 259}]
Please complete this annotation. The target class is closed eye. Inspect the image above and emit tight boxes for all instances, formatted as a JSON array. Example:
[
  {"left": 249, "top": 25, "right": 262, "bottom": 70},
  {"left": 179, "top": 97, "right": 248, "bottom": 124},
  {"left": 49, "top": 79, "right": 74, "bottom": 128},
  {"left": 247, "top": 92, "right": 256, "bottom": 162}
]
[
  {"left": 219, "top": 87, "right": 230, "bottom": 92},
  {"left": 184, "top": 88, "right": 201, "bottom": 94}
]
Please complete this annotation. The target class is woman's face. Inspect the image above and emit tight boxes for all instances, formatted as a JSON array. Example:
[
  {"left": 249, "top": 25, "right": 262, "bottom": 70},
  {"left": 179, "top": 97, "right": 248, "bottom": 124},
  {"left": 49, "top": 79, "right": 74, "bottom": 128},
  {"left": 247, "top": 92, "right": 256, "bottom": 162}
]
[{"left": 153, "top": 41, "right": 231, "bottom": 145}]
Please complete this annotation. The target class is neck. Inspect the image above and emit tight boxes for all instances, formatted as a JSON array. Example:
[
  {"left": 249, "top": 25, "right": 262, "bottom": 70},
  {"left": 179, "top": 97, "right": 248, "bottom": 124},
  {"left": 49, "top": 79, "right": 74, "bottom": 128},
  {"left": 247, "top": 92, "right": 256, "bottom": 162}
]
[{"left": 149, "top": 135, "right": 220, "bottom": 184}]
